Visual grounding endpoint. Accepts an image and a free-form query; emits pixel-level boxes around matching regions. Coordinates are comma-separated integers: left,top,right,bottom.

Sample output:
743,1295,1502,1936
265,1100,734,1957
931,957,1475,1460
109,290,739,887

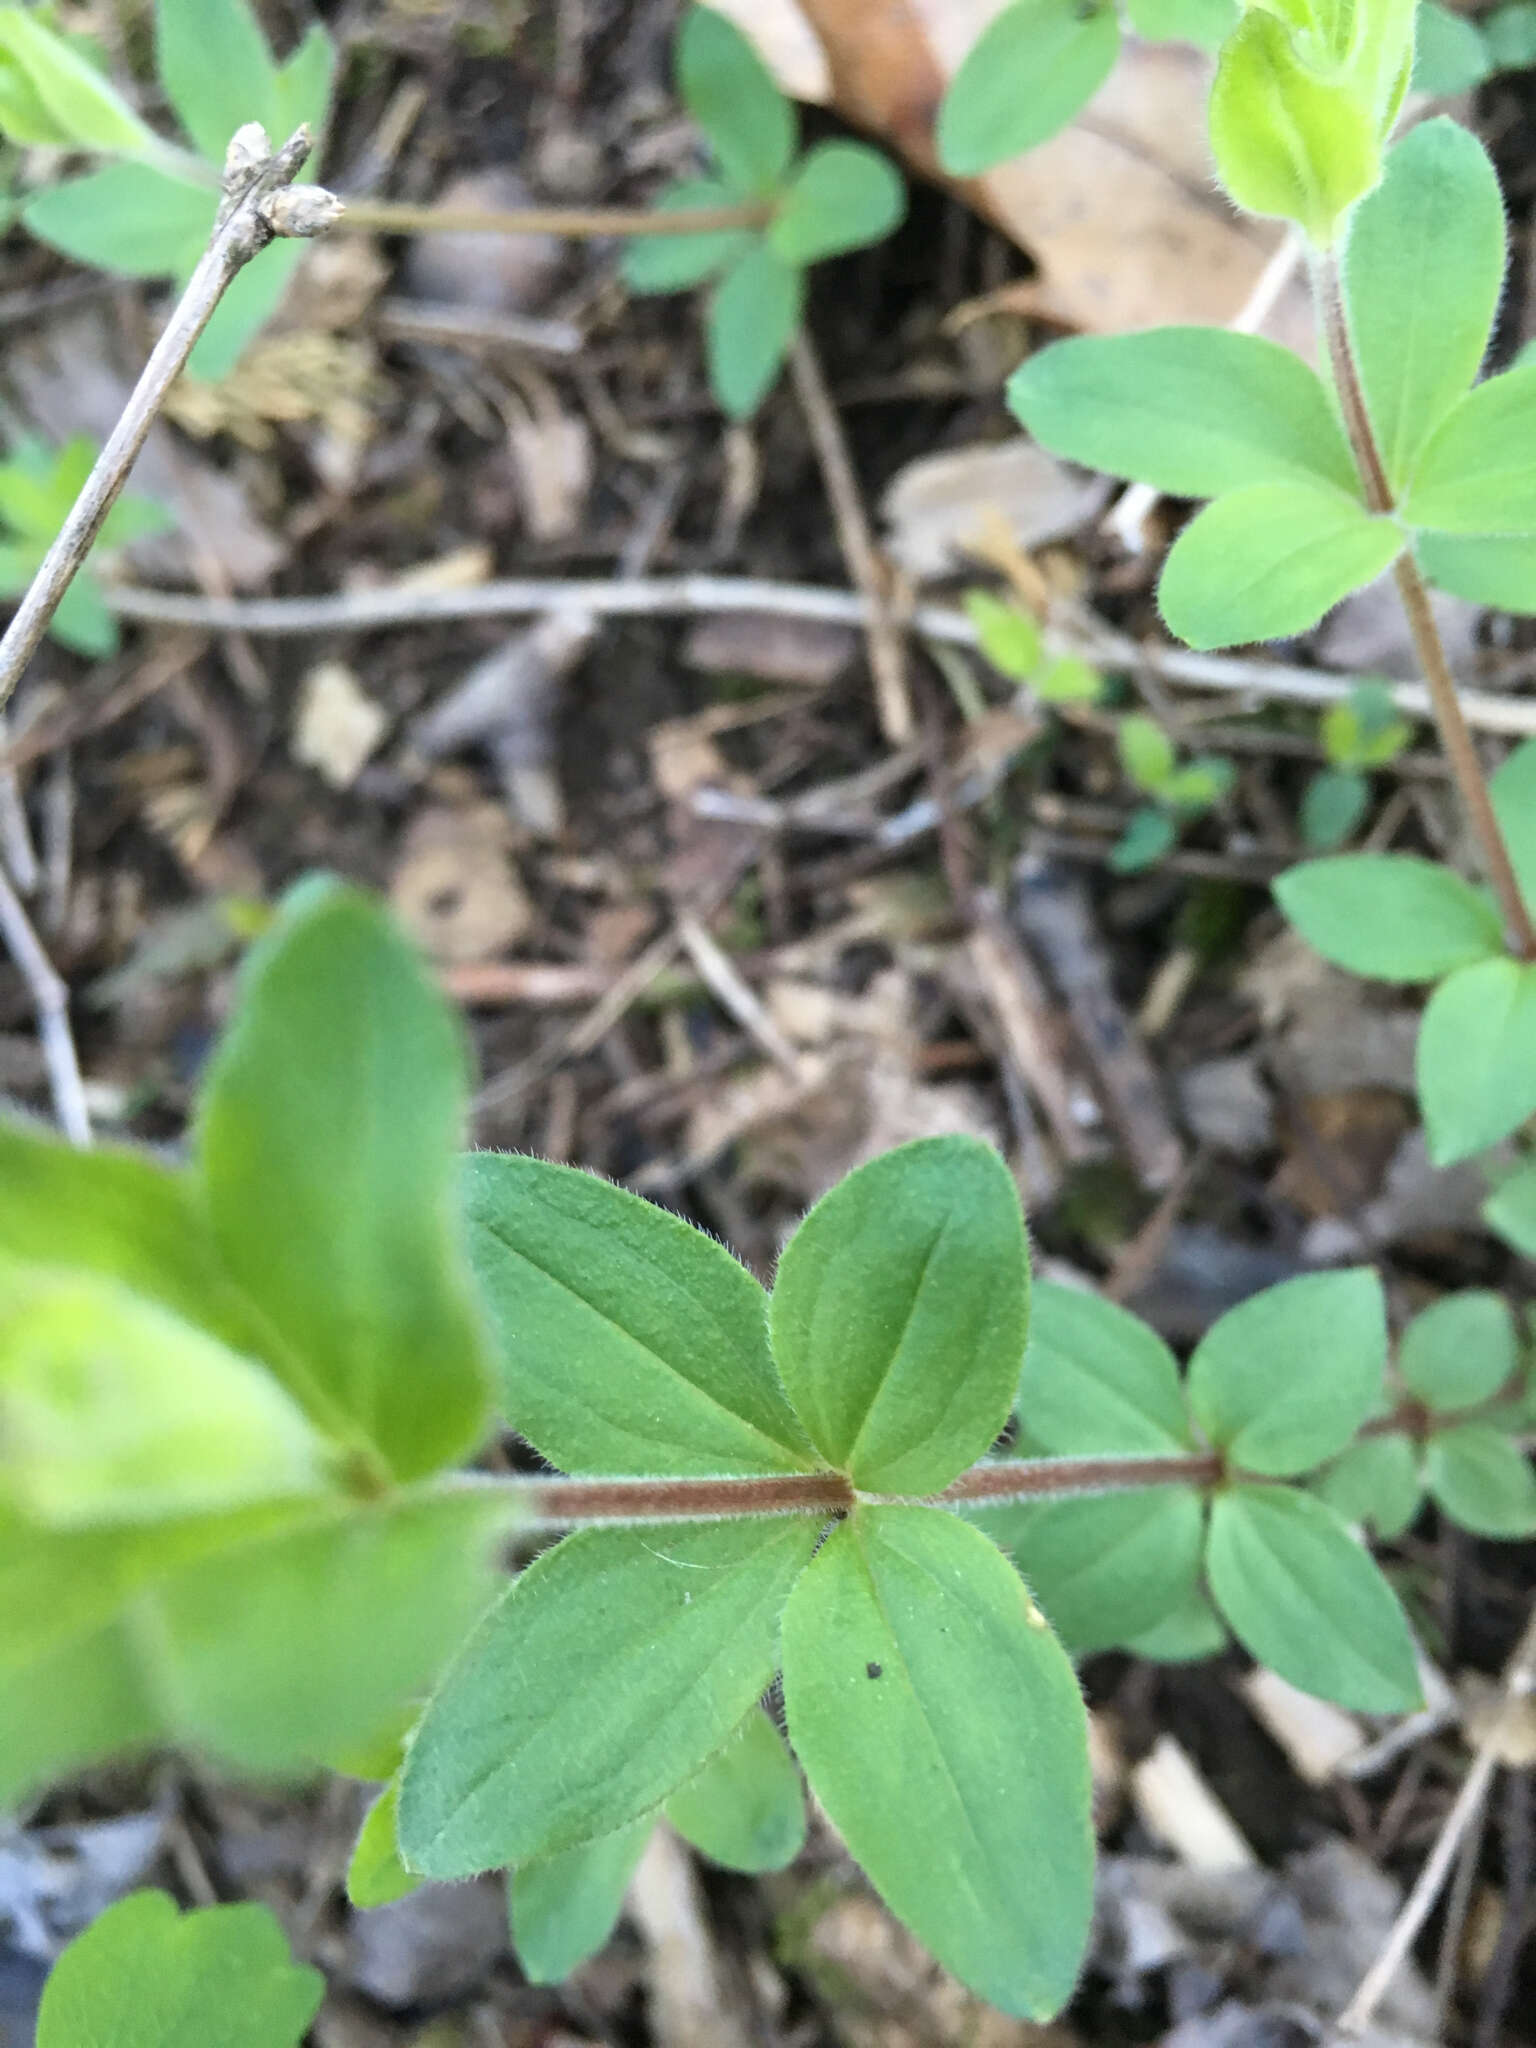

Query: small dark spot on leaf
866,1661,882,1679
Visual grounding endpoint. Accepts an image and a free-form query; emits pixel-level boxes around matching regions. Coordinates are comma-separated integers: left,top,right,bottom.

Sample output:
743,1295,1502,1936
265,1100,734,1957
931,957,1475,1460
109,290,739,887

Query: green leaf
1159,485,1404,651
156,0,281,163
1401,363,1536,533
1019,1280,1193,1454
1206,1486,1421,1710
49,573,119,658
1124,1584,1229,1662
1344,120,1504,494
706,239,801,418
1163,756,1236,812
37,1891,323,2048
1483,0,1536,67
1411,0,1493,90
147,1489,512,1772
1109,807,1177,872
1273,854,1505,980
1490,735,1536,919
1401,1291,1518,1412
186,235,309,379
622,178,753,293
1484,1156,1536,1256
665,1708,806,1871
1321,681,1410,768
0,7,159,154
782,1506,1092,2020
347,1781,421,1908
196,877,491,1482
1007,328,1359,498
934,0,1119,177
1117,713,1175,794
1418,956,1536,1164
1207,12,1381,243
1313,1433,1422,1538
398,1516,822,1876
769,1135,1029,1493
510,1819,650,1984
462,1153,811,1477
0,1260,326,1526
22,162,214,278
964,588,1043,680
1034,653,1103,703
1188,1269,1386,1475
1416,530,1536,614
985,1488,1206,1653
769,141,904,264
1124,0,1238,50
1424,1424,1536,1536
677,5,795,196
0,1615,162,1807
272,21,336,143
1301,766,1369,849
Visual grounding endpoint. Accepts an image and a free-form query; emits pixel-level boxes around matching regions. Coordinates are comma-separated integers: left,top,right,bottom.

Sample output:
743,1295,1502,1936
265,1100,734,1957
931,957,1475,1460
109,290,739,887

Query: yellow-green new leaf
1188,1269,1387,1475
1402,363,1536,533
1206,1487,1420,1711
0,7,159,154
1273,854,1505,981
665,1707,806,1871
1418,956,1536,1164
196,878,492,1481
769,1135,1029,1493
398,1518,822,1876
1007,329,1359,498
1343,119,1505,493
463,1153,812,1476
347,1780,421,1909
37,1891,322,2048
1159,485,1403,651
511,1820,651,1984
782,1507,1093,2020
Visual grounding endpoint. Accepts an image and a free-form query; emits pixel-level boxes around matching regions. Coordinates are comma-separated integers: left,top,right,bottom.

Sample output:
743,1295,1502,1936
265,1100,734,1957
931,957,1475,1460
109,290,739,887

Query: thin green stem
341,197,772,239
1316,251,1536,960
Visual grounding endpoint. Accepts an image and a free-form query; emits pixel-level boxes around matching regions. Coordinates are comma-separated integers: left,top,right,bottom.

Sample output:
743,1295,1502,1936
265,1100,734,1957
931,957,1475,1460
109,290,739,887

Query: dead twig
0,859,87,1145
788,330,913,744
0,123,340,712
102,575,1536,736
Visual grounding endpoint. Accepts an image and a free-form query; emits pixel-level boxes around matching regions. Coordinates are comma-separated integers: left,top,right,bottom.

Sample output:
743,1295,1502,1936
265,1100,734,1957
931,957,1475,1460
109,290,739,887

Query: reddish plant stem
1317,254,1536,960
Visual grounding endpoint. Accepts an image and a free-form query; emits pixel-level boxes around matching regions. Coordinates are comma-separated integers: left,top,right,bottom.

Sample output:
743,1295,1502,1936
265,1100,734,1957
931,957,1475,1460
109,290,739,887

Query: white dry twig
0,859,87,1144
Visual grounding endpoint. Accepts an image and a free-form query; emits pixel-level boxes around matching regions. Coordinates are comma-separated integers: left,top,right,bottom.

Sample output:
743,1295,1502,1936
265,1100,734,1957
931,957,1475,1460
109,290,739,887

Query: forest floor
4,3,1536,2045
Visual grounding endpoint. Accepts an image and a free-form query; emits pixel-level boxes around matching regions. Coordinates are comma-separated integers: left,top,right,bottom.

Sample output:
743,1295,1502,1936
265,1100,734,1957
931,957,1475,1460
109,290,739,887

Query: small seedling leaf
1424,1424,1536,1536
985,1488,1206,1653
935,0,1119,176
1117,713,1175,795
964,588,1043,680
1418,956,1536,1164
196,878,492,1482
1416,530,1536,615
1109,807,1177,872
665,1707,806,1871
1206,1486,1421,1711
782,1506,1093,2020
156,0,282,164
510,1819,650,1984
1401,362,1536,532
37,1890,322,2048
677,6,795,196
1008,328,1359,498
398,1517,822,1876
1313,1434,1422,1539
1401,1290,1518,1412
1019,1281,1193,1455
1034,653,1103,703
1158,485,1404,651
707,239,801,418
622,177,754,293
1188,1269,1387,1475
1273,854,1504,981
463,1153,811,1476
1343,119,1505,492
1300,766,1369,849
768,141,905,265
347,1780,421,1909
1321,681,1410,769
769,1135,1029,1493
1163,756,1236,812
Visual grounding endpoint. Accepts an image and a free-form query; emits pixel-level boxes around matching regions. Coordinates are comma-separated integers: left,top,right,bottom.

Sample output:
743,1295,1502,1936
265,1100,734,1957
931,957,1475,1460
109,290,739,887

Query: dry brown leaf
292,660,388,789
714,1,1306,337
390,803,534,964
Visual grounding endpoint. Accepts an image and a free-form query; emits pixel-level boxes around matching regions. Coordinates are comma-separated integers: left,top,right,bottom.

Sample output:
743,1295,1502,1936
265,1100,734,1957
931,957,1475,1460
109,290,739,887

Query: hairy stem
0,125,340,714
1317,253,1536,959
342,197,772,239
